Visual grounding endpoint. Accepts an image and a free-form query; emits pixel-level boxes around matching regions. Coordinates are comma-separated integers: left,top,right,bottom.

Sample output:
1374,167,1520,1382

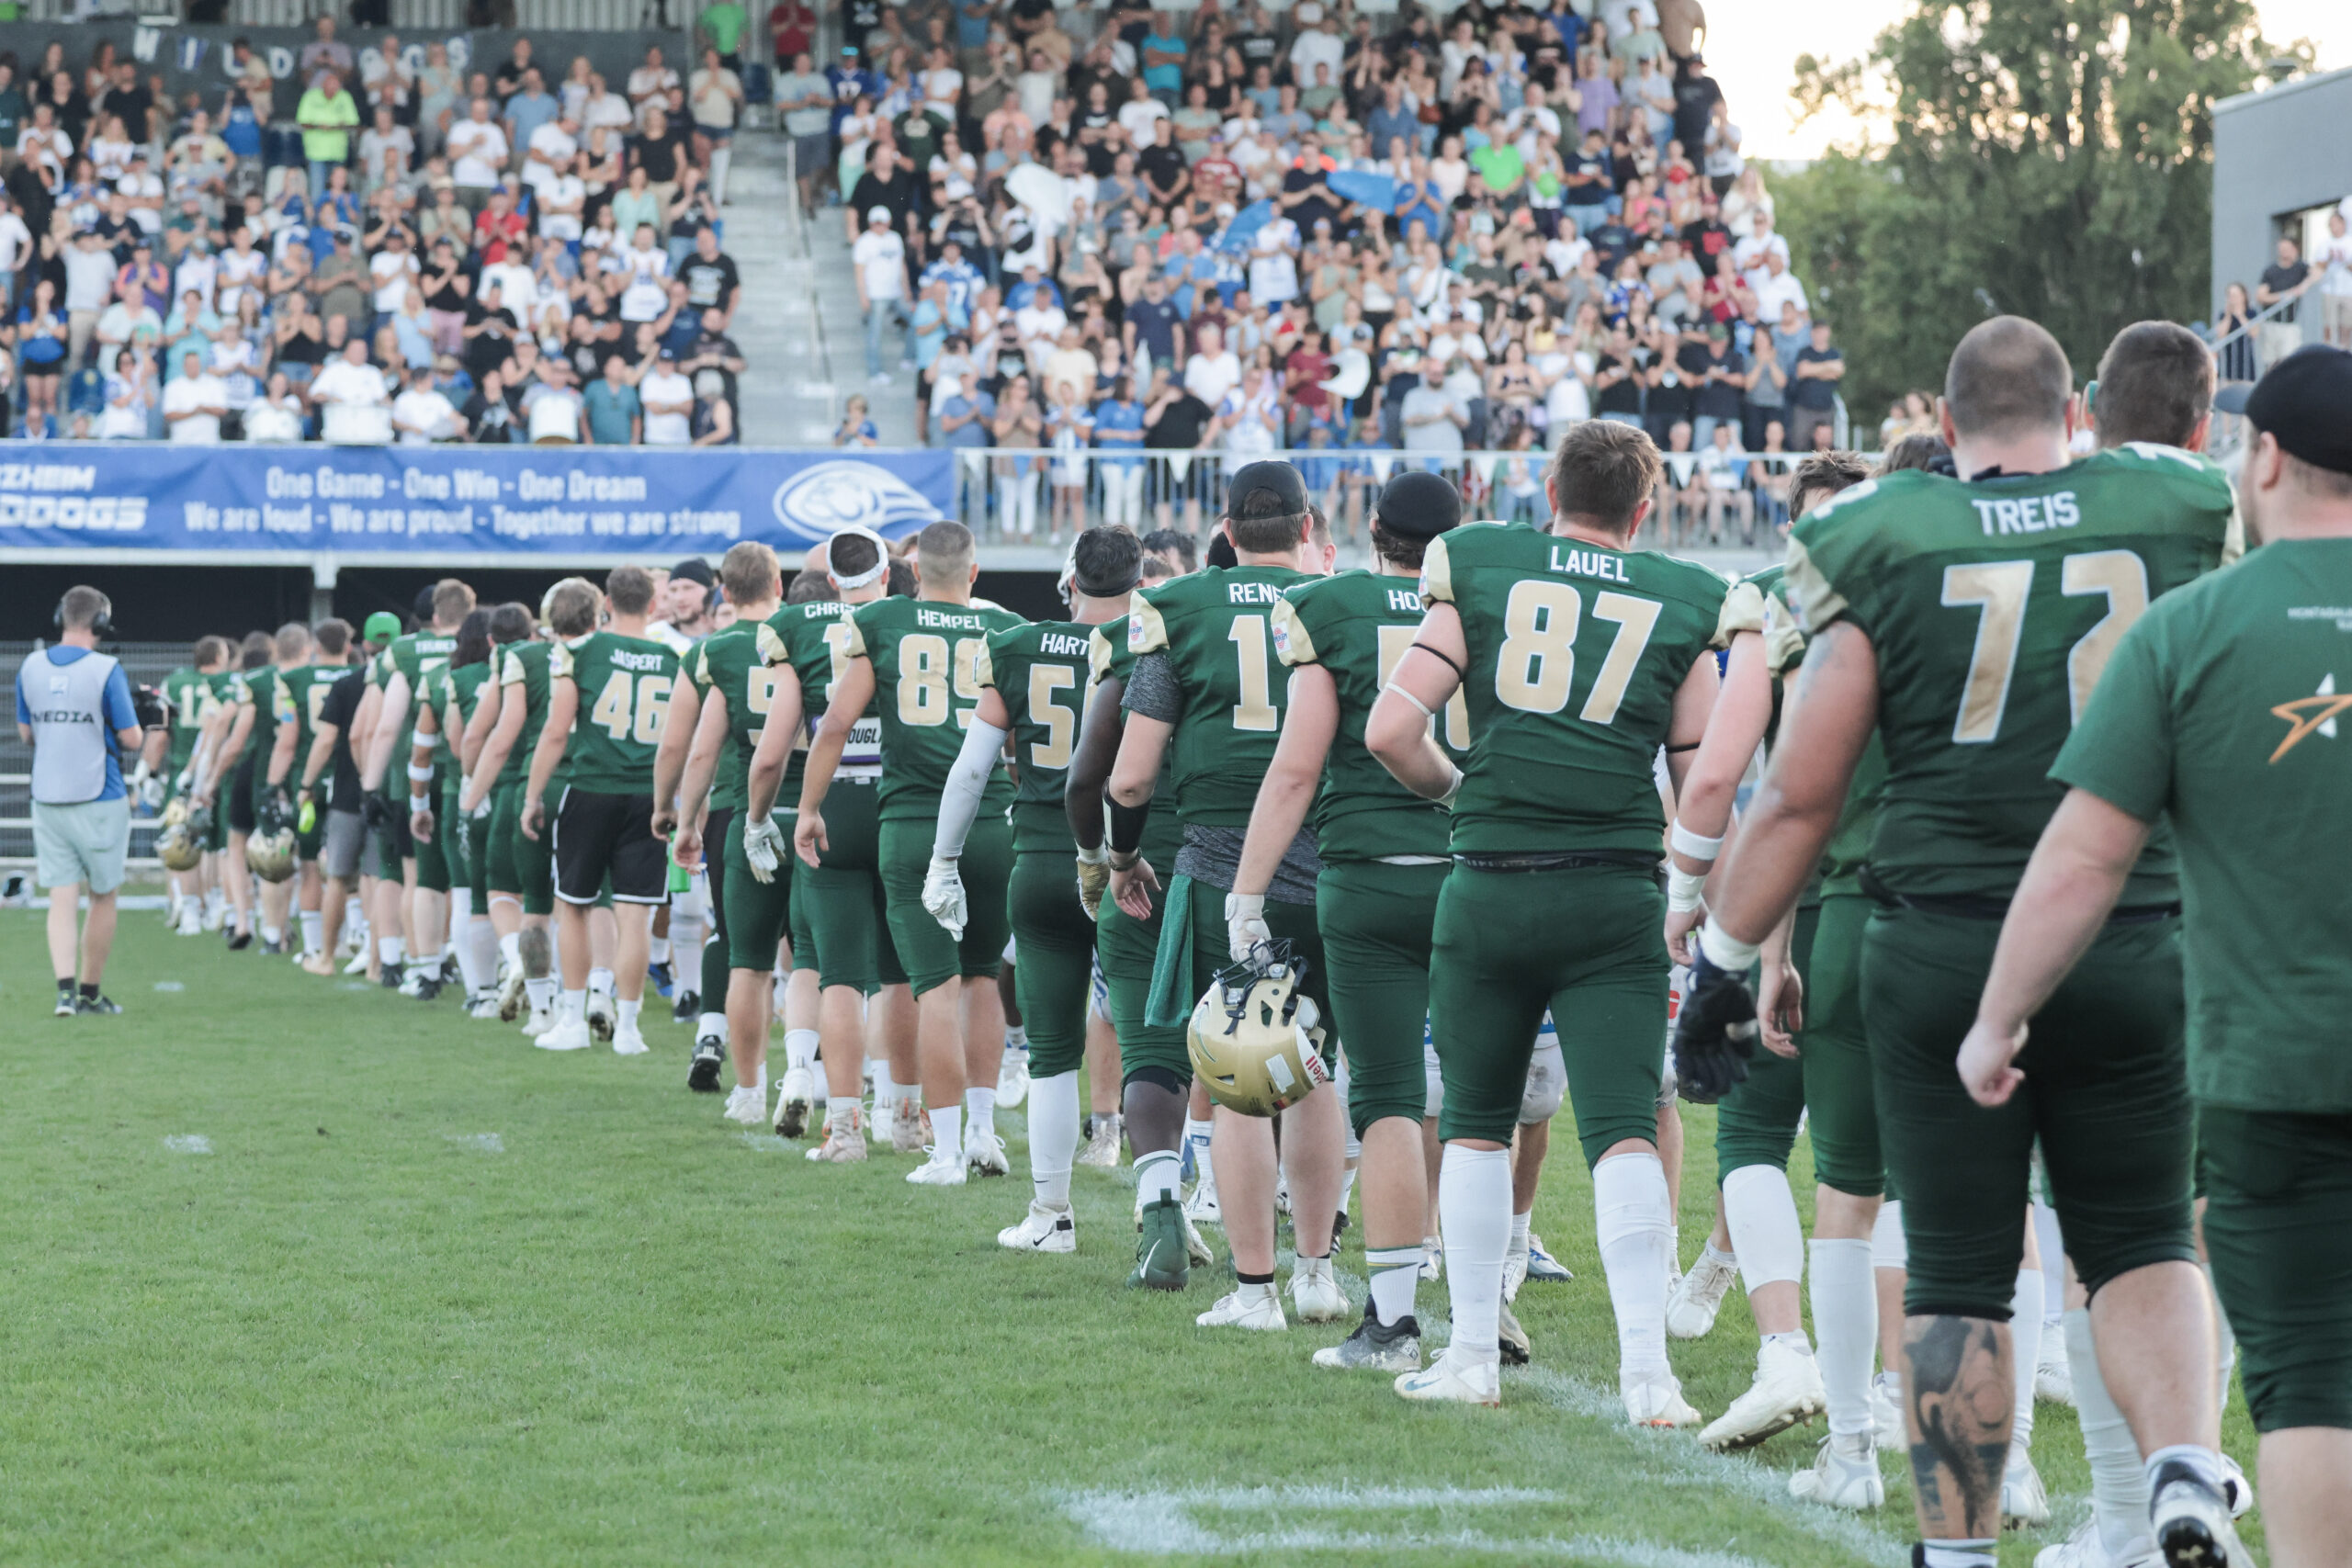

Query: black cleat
410,976,446,1002
74,994,122,1016
379,964,402,988
227,927,253,952
671,987,700,1025
686,1035,725,1093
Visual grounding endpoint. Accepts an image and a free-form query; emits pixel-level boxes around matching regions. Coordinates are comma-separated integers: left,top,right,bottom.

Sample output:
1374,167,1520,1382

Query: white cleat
2219,1451,2253,1519
965,1128,1011,1177
1870,1371,1903,1446
465,993,503,1021
892,1105,932,1156
1289,1254,1347,1323
2034,1520,2159,1568
997,1201,1075,1253
1502,1247,1529,1304
1419,1235,1443,1282
2150,1466,2248,1566
1665,1246,1738,1339
1196,1285,1286,1332
1524,1233,1574,1283
722,1085,767,1125
519,1003,555,1039
1700,1338,1827,1451
2003,1448,2052,1529
906,1148,967,1186
204,904,227,932
1789,1432,1886,1510
1621,1371,1702,1428
805,1115,868,1163
1076,1115,1124,1168
1395,1347,1500,1406
1183,1178,1222,1228
343,949,371,975
773,1066,816,1139
868,1098,899,1150
536,1014,593,1052
996,1051,1029,1108
2036,1328,2075,1405
610,1021,650,1056
496,962,527,1021
1180,1206,1214,1266
175,907,205,936
585,991,616,1043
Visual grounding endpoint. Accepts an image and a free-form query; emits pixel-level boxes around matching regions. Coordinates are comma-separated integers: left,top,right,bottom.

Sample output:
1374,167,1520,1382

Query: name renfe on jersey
1971,491,2081,536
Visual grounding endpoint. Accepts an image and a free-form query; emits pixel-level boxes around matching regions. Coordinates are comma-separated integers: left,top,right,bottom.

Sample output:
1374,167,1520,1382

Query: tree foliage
1772,0,2306,413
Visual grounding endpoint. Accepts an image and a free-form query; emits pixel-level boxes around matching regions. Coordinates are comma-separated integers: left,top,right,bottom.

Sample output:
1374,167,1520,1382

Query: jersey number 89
897,633,987,728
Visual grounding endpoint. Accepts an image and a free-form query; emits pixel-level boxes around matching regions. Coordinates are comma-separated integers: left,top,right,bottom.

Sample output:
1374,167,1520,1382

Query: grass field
0,908,2267,1566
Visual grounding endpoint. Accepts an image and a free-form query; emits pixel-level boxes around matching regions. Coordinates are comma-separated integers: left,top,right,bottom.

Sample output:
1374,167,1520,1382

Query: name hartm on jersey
1421,524,1734,854
760,600,885,792
1271,570,1470,861
1784,443,2236,904
549,632,680,795
979,619,1092,852
1126,564,1314,827
842,596,1025,819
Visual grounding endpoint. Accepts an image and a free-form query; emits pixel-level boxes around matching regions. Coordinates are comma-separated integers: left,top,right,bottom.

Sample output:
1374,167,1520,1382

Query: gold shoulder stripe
754,621,786,667
1781,535,1849,637
1127,596,1170,655
1713,580,1767,648
972,640,996,692
1089,626,1115,681
1419,535,1454,604
1270,595,1317,668
1760,592,1809,679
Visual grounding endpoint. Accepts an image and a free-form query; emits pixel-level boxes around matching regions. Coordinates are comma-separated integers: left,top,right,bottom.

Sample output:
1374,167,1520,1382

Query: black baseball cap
671,557,716,588
2214,346,2352,476
1225,459,1309,518
1373,469,1463,539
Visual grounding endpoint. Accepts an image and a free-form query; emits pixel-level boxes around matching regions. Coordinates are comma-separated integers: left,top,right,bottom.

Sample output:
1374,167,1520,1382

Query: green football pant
721,806,793,973
414,788,455,893
1318,858,1444,1137
1007,849,1094,1078
1100,882,1187,1084
1160,874,1331,1063
1865,906,2194,1321
490,782,556,917
701,806,738,999
788,878,816,971
2199,1103,2352,1432
798,780,904,994
880,814,1012,997
1712,903,1813,1183
1430,863,1667,1165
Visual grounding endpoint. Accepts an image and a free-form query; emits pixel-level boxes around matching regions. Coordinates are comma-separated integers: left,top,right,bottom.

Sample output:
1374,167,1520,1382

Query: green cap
363,611,401,645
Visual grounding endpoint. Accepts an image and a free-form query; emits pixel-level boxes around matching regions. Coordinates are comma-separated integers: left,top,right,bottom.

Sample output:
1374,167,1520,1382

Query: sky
1708,0,2346,159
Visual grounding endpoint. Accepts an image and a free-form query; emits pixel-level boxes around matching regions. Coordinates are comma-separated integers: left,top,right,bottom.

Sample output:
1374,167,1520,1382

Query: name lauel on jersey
1548,546,1633,583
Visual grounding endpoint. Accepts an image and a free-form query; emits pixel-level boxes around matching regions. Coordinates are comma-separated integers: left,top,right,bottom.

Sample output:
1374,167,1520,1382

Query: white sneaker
998,1201,1075,1253
1076,1115,1123,1168
1183,1178,1222,1227
2036,1327,2075,1404
1525,1233,1573,1283
2034,1520,2159,1568
1289,1254,1346,1323
1789,1432,1885,1510
1180,1205,1214,1266
1666,1246,1738,1339
965,1128,1011,1177
805,1112,868,1163
611,1021,650,1056
1196,1285,1286,1331
175,907,204,936
204,904,227,932
1870,1372,1903,1446
774,1066,816,1139
996,1051,1029,1108
722,1085,767,1125
343,948,371,975
397,968,430,998
519,1003,555,1039
2220,1451,2253,1518
496,962,527,1021
585,991,616,1043
2003,1448,2052,1528
1502,1247,1529,1304
1419,1235,1443,1282
906,1148,967,1186
466,993,503,1021
869,1098,899,1150
893,1104,932,1156
1621,1370,1702,1428
1395,1347,1500,1406
536,1013,593,1052
1700,1338,1827,1451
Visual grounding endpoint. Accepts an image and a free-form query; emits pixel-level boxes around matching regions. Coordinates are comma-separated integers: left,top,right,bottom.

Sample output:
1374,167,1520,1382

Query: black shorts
553,787,667,906
227,751,259,834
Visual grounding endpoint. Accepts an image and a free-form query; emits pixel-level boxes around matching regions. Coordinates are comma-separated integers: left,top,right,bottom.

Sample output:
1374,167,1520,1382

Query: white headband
826,527,890,590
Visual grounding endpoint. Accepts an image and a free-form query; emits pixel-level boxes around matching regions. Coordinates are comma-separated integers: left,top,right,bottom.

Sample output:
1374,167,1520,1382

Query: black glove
361,793,392,832
1672,947,1760,1104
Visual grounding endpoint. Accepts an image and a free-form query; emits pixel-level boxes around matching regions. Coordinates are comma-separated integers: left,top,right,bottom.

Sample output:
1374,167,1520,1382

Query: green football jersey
548,631,680,795
2052,536,2352,1111
1089,624,1183,869
498,641,555,788
763,599,875,799
274,663,340,786
161,667,212,773
1271,569,1468,862
1125,565,1314,828
1785,445,2236,903
371,631,460,786
1743,562,1884,902
689,619,775,814
231,665,287,771
1421,524,1734,855
440,660,495,792
980,618,1095,852
843,595,1025,822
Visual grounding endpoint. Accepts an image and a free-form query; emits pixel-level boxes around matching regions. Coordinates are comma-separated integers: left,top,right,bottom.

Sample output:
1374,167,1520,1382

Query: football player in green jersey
789,522,1027,1187
193,636,266,933
268,619,353,972
1687,318,2237,1565
448,604,539,1017
662,543,786,1126
1225,471,1467,1368
360,580,474,995
1958,345,2352,1568
925,525,1143,1252
211,623,311,954
523,569,680,1056
1108,461,1343,1321
1370,420,1727,1417
160,637,228,934
405,609,501,1009
462,591,570,1037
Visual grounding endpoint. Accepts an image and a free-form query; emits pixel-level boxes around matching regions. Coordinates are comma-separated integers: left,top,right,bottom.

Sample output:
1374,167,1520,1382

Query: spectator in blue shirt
503,70,560,157
920,242,983,318
1091,374,1147,526
1140,19,1188,103
935,367,996,449
583,355,642,443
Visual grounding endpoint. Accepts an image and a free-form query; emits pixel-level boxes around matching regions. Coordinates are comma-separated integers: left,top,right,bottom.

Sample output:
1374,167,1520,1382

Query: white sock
1810,1237,1879,1438
2206,1262,2236,1410
1593,1150,1675,1381
2030,1201,2065,1327
1724,1163,1805,1292
873,1065,899,1108
343,894,360,931
2068,1307,2153,1553
1340,1162,1359,1210
1027,1070,1080,1208
262,924,284,947
453,922,488,993
207,890,226,915
379,936,404,966
1003,1022,1027,1052
500,931,522,970
648,935,671,964
1367,1246,1420,1326
588,966,615,995
965,1085,996,1140
1439,1143,1512,1360
300,910,323,955
1136,1147,1181,1204
929,1104,963,1165
784,1028,820,1071
617,998,641,1032
1871,1198,1907,1269
1508,1209,1532,1258
1184,1116,1216,1189
827,1094,860,1134
2008,1267,2043,1453
1919,1545,1996,1568
560,987,586,1020
466,919,499,993
526,976,556,1011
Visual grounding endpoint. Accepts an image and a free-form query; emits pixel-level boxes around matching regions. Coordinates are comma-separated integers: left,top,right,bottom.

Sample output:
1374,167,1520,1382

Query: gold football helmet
155,797,203,873
1187,941,1329,1117
244,792,297,883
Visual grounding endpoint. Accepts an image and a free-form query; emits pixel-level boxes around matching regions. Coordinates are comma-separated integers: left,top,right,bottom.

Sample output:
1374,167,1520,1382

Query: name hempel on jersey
1545,545,1634,583
915,605,989,630
606,647,673,674
1037,629,1092,660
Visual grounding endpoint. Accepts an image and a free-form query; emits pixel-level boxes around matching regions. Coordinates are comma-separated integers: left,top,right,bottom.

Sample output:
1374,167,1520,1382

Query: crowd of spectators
797,0,1843,544
0,22,750,446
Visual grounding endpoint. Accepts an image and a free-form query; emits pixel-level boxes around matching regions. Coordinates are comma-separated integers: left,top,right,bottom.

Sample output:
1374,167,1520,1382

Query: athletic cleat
344,948,371,976
722,1085,766,1125
1789,1432,1885,1510
519,1003,555,1039
1870,1372,1903,1446
806,1124,869,1162
496,964,526,1021
1289,1254,1346,1323
998,1201,1075,1253
2003,1450,2052,1528
1180,1206,1215,1266
2036,1328,2075,1405
1497,1302,1532,1366
1700,1338,1826,1451
2150,1466,2247,1568
1314,1307,1423,1372
996,1050,1029,1108
685,1035,725,1093
1274,1175,1291,1216
175,907,204,936
892,1106,931,1156
1183,1178,1222,1228
1127,1195,1191,1292
868,1098,899,1149
905,1147,967,1186
229,927,254,952
1622,1370,1702,1427
1525,1234,1573,1283
409,976,446,1002
2219,1452,2253,1519
964,1128,1011,1177
259,936,286,957
610,1021,650,1056
645,960,673,998
1502,1247,1529,1303
536,1014,593,1052
1076,1115,1123,1168
670,987,699,1025
1196,1285,1286,1331
1666,1247,1738,1339
774,1066,816,1138
203,903,227,933
2035,1520,2159,1568
53,992,76,1017
73,994,122,1016
584,991,616,1043
1395,1347,1499,1405
466,992,503,1021
1420,1235,1443,1282
397,968,428,998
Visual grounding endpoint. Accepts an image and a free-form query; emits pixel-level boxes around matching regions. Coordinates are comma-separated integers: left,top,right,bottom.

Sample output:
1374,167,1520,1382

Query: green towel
1145,874,1197,1030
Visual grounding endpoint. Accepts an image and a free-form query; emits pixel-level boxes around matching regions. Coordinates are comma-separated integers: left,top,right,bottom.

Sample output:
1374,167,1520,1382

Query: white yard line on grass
163,1134,213,1154
444,1134,505,1154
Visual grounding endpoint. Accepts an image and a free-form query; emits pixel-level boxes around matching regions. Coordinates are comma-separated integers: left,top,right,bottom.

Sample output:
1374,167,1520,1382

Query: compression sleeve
933,715,1010,860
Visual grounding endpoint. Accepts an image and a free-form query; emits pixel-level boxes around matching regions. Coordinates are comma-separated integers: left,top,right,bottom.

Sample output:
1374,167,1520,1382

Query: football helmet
1187,941,1329,1117
155,798,204,873
244,792,298,884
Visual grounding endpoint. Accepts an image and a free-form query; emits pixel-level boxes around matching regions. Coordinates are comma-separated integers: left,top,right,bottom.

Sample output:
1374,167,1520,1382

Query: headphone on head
54,593,115,640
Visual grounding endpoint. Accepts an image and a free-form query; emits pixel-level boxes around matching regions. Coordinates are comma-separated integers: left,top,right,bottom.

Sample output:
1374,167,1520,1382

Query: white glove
470,792,494,821
922,853,968,940
743,814,786,884
173,765,194,796
1225,891,1271,962
1437,764,1465,809
134,765,164,811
